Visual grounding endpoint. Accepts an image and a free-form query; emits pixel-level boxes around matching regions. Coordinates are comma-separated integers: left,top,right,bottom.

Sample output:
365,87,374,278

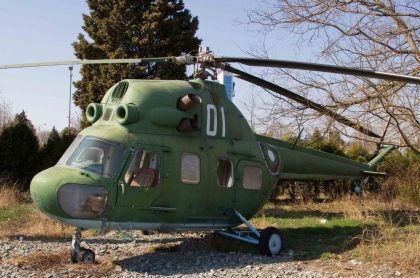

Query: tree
346,142,371,162
0,94,11,130
0,111,39,189
38,127,61,170
247,0,419,153
38,127,78,171
305,129,346,156
306,129,323,151
73,0,201,123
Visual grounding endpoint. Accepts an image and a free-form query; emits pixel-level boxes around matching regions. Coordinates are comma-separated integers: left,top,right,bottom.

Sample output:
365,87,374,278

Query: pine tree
346,142,370,162
0,111,39,189
38,127,78,171
38,127,62,170
73,0,201,121
323,131,345,156
306,129,323,150
306,129,346,157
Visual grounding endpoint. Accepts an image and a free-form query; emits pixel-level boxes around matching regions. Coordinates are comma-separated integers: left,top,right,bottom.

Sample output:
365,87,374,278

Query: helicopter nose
30,168,61,215
31,167,109,219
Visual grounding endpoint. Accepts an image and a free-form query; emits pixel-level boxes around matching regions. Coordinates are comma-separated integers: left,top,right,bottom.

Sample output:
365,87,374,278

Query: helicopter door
116,148,162,208
235,160,269,217
205,156,237,218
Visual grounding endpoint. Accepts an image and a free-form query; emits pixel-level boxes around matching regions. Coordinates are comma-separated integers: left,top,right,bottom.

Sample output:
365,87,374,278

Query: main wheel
79,248,95,263
259,227,283,257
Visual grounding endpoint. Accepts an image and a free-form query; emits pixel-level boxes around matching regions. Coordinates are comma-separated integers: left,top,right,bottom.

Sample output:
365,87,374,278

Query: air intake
111,81,129,102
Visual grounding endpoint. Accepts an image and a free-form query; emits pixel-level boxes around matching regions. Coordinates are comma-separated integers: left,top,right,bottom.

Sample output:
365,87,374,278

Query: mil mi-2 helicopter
1,46,419,263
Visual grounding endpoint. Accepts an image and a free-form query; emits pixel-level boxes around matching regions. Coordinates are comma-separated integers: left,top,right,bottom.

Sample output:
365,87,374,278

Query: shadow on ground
114,225,366,276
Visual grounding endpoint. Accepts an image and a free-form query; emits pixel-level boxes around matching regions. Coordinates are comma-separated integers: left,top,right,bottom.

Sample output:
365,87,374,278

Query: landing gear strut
218,210,283,257
71,227,95,263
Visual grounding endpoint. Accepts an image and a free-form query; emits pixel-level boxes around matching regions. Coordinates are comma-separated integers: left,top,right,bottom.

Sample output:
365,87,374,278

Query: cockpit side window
57,135,82,165
124,150,160,188
60,136,126,178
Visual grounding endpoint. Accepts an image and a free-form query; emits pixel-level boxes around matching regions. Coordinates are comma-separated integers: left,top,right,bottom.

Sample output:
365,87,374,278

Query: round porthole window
259,142,280,174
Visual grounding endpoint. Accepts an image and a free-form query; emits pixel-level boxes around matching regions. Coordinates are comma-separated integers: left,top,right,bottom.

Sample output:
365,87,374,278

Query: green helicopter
1,47,418,263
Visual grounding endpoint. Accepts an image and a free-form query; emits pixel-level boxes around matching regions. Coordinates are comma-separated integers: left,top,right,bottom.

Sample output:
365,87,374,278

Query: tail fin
367,144,398,167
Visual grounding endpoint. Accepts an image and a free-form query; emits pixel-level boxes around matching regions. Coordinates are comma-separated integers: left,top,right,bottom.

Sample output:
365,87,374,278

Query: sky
0,0,299,132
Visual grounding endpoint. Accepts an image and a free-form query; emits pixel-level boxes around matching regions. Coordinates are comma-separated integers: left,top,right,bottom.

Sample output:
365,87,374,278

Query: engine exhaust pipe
177,94,202,111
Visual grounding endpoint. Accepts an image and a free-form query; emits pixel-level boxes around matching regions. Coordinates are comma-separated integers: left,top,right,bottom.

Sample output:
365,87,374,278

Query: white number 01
206,104,225,137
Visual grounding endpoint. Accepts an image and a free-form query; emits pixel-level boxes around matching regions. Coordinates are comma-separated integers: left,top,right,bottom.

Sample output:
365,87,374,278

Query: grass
212,196,419,274
0,183,75,239
210,200,374,259
0,205,76,239
0,204,32,222
0,182,22,209
278,197,418,273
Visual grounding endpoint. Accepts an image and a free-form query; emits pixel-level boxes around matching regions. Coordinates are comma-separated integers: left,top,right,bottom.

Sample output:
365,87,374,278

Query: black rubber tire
80,248,95,263
70,249,78,263
259,227,283,257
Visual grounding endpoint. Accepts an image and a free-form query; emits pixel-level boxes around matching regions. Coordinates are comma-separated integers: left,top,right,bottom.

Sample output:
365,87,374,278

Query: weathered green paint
30,79,382,231
256,135,372,180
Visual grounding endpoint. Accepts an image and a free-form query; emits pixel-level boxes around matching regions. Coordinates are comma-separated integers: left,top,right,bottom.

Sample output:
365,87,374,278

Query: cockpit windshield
57,136,126,178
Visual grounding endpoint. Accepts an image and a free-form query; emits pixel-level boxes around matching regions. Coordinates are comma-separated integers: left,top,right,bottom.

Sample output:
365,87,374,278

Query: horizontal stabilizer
362,171,387,177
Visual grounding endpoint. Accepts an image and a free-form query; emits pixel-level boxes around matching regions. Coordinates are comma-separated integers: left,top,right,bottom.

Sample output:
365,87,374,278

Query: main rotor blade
0,57,175,69
223,64,381,138
217,57,420,85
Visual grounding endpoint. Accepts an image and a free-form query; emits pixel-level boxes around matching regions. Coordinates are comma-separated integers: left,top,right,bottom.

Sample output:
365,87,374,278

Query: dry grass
342,196,420,273
0,179,23,209
267,196,419,273
353,225,420,273
0,180,94,239
5,249,118,277
285,195,419,224
151,243,181,253
0,204,75,239
6,249,70,270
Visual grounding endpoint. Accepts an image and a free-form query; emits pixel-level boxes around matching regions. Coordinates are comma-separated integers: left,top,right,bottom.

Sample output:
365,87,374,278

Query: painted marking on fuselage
206,104,226,138
206,104,217,136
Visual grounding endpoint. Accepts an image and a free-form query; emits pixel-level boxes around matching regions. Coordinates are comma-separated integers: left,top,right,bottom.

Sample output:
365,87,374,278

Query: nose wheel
70,228,96,263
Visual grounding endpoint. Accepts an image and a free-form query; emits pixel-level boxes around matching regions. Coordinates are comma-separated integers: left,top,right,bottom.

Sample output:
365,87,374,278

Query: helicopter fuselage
31,79,278,231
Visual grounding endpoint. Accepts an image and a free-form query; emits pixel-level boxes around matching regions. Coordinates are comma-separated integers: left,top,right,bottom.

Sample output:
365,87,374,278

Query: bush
0,112,39,189
378,149,420,207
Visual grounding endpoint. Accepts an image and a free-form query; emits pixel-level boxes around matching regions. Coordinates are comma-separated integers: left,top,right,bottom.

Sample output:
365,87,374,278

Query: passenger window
243,166,262,189
217,159,234,188
181,153,200,184
124,150,160,188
